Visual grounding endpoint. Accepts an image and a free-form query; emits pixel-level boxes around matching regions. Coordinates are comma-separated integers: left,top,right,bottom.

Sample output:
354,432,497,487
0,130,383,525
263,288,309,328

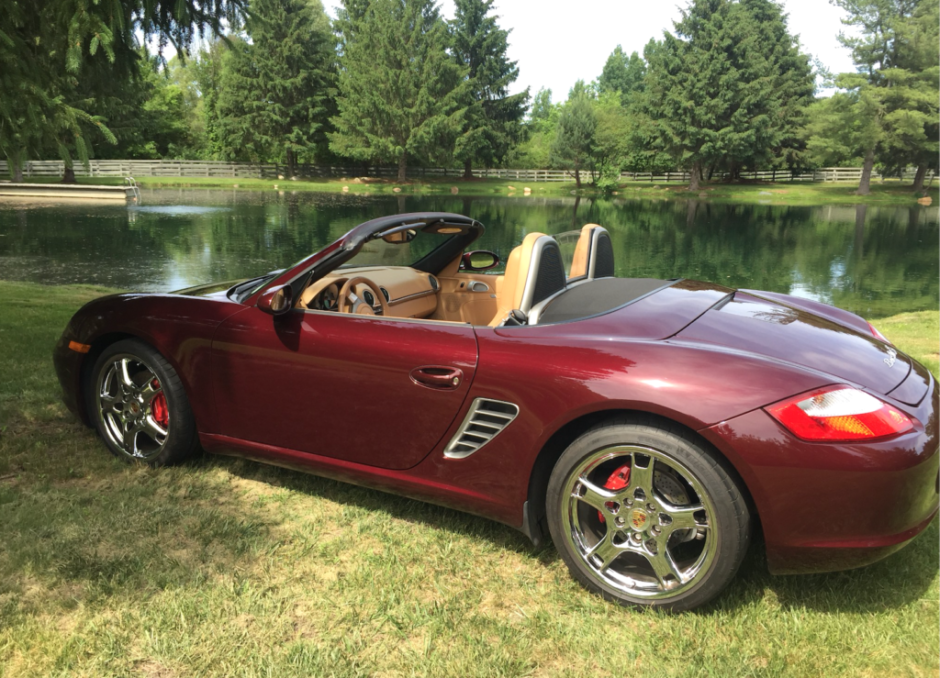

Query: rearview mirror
258,284,293,315
460,250,500,271
382,228,417,244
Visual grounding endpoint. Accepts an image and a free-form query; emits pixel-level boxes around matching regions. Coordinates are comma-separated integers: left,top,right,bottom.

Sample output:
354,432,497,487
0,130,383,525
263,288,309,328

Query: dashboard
299,266,441,319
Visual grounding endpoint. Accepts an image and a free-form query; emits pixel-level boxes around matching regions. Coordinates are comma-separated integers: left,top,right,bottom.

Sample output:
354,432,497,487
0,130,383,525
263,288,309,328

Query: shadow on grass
694,518,938,616
2,431,935,618
204,452,938,615
209,452,543,559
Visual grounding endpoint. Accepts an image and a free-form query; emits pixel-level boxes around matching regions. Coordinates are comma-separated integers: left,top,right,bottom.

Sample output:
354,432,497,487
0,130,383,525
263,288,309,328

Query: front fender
57,293,246,431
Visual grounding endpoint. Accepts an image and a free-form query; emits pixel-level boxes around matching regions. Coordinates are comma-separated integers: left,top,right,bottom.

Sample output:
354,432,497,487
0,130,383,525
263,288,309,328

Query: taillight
766,386,914,442
868,322,890,344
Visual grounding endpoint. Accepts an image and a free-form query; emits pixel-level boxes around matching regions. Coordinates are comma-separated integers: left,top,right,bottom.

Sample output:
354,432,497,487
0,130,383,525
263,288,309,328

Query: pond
0,188,936,320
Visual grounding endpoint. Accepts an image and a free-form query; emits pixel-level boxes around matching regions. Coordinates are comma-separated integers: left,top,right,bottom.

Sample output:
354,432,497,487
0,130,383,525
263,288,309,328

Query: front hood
674,290,911,395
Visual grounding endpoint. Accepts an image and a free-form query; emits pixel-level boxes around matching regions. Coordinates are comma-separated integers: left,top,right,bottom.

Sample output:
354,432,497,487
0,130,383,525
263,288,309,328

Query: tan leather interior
569,223,601,279
296,233,553,326
491,232,547,325
433,269,504,325
298,266,440,319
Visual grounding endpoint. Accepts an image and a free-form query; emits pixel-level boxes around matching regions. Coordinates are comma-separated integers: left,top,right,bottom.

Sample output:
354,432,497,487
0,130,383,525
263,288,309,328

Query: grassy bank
10,174,939,205
0,280,937,677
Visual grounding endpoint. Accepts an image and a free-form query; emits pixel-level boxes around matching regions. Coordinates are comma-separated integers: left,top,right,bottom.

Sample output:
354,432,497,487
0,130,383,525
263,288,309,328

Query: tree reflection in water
0,189,935,320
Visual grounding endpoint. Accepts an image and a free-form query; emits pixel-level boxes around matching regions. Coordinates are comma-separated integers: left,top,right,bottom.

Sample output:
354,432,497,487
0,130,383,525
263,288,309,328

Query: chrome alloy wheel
95,354,169,460
562,445,717,599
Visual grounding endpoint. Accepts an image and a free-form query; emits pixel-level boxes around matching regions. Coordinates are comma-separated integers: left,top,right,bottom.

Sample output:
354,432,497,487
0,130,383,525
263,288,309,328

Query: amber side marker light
766,385,914,442
68,341,91,354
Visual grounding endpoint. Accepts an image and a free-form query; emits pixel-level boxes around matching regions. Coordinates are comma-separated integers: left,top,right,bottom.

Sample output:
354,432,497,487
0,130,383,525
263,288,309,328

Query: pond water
0,188,936,319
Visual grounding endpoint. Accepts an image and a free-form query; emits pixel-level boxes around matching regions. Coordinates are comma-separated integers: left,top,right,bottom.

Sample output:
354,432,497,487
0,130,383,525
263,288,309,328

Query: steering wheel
337,277,390,316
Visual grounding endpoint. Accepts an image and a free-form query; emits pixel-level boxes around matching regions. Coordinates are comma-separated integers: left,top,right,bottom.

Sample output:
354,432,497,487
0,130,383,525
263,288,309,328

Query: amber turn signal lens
766,386,914,442
68,341,91,353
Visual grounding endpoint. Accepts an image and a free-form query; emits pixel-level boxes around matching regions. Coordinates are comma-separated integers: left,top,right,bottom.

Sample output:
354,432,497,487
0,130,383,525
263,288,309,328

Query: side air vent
380,287,390,302
444,398,520,459
428,275,439,291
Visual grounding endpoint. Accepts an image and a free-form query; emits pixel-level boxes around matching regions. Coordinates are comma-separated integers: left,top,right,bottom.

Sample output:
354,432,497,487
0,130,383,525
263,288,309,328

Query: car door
209,306,478,470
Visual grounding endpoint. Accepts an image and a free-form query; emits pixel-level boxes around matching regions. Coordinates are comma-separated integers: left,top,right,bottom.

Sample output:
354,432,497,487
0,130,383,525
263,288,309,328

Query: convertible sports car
54,212,938,611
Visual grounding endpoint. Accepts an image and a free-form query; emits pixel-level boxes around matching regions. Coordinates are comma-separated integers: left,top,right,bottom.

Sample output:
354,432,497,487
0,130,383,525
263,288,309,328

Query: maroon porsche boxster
54,212,938,610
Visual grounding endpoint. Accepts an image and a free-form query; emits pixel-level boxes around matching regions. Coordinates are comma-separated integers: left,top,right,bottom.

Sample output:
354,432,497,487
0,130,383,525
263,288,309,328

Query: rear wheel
546,417,750,611
87,339,199,466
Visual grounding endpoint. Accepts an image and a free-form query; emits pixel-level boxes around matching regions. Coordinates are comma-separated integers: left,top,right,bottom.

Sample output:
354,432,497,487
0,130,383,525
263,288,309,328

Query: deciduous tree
0,0,243,180
550,82,596,189
597,46,646,105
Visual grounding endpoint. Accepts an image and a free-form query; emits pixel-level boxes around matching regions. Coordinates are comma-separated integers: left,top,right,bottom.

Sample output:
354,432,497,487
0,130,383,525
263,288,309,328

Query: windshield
339,232,457,268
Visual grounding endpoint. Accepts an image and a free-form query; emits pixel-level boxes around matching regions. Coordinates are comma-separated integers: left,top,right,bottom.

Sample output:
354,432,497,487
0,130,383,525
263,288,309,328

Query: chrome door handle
410,366,464,390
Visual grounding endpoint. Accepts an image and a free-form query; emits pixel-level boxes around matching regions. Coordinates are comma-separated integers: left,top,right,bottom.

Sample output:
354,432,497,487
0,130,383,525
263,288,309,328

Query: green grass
10,174,939,204
0,280,937,677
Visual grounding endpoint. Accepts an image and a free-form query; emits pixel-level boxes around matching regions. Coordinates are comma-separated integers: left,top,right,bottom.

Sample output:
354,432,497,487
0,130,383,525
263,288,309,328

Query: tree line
1,0,936,192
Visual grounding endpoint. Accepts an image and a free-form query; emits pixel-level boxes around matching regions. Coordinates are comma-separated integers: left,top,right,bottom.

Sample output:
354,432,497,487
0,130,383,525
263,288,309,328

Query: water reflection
0,189,936,319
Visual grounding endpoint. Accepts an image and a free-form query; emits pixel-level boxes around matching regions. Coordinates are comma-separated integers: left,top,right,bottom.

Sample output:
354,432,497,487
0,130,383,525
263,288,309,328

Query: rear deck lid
675,291,911,395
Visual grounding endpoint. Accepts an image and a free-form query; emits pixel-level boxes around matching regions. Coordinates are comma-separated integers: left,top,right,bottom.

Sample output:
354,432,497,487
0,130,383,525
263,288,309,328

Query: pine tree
330,0,467,181
550,82,596,189
642,0,813,189
831,0,939,193
215,0,336,174
450,0,528,178
733,0,814,172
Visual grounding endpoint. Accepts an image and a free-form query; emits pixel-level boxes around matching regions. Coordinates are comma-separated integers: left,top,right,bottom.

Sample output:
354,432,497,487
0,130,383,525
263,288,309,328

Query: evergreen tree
329,0,467,181
642,0,813,189
450,0,529,177
215,0,336,174
550,82,596,189
735,0,814,171
597,46,646,105
831,0,939,193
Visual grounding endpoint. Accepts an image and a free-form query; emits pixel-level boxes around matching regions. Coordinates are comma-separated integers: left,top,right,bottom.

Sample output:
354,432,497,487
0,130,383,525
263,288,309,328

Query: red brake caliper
597,464,631,524
150,379,169,427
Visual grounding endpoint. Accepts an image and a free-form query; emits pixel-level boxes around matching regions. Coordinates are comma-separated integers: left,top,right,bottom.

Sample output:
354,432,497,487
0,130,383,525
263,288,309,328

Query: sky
324,0,859,103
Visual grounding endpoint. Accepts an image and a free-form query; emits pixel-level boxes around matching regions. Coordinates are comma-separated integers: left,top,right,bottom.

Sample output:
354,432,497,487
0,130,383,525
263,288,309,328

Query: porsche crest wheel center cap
129,402,141,415
630,509,649,531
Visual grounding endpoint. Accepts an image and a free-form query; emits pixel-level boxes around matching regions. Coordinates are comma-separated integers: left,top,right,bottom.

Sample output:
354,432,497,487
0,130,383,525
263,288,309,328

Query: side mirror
258,284,293,316
460,250,500,271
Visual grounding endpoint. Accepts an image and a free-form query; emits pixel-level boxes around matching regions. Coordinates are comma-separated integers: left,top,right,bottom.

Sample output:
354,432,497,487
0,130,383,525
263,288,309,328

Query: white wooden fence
0,159,931,183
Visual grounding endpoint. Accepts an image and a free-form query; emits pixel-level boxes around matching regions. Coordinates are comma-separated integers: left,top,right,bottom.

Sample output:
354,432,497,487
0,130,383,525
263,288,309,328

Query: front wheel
87,339,199,467
546,417,750,611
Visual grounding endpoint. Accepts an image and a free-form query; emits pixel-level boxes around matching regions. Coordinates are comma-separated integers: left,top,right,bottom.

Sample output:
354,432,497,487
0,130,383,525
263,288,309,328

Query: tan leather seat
569,223,615,280
490,232,567,325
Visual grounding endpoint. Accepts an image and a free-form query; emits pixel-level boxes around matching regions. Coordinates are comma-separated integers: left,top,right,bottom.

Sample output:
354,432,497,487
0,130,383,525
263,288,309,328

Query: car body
54,212,939,610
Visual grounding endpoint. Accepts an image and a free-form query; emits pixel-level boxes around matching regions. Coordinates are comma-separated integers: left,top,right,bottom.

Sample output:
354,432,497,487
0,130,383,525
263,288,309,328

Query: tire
86,339,199,467
546,415,750,611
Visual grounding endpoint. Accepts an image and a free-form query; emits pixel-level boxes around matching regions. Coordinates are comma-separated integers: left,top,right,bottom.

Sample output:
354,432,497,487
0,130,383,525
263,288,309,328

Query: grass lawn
10,174,939,205
0,280,937,677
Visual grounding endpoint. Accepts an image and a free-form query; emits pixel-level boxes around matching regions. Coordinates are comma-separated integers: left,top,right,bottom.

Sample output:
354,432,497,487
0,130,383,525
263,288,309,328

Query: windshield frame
241,213,484,308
